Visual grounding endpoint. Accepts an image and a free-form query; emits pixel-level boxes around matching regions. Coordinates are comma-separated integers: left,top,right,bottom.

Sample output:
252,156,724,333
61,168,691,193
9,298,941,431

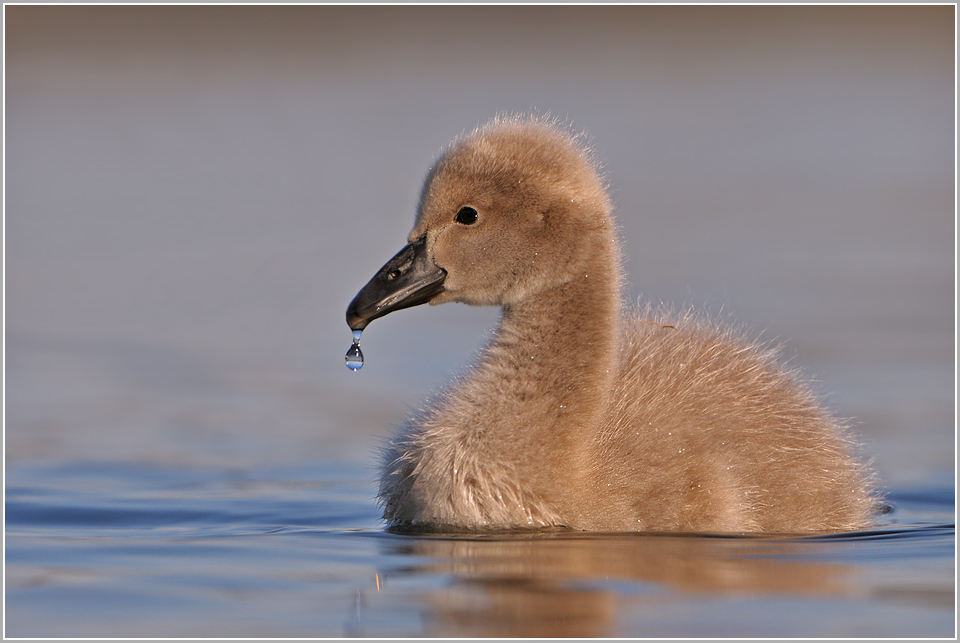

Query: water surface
5,461,954,637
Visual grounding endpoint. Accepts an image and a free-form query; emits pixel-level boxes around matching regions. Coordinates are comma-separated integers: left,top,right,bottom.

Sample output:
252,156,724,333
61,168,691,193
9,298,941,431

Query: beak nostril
345,234,446,332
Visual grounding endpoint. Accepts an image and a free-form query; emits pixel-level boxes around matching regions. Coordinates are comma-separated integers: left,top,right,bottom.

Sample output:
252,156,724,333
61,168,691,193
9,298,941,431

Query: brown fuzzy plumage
374,115,879,533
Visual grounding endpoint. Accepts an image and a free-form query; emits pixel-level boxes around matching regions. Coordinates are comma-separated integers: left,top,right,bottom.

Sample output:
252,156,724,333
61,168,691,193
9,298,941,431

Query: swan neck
495,253,621,421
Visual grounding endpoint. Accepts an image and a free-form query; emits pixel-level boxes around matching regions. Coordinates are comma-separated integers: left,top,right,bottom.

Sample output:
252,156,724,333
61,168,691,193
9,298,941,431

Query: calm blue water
5,461,954,638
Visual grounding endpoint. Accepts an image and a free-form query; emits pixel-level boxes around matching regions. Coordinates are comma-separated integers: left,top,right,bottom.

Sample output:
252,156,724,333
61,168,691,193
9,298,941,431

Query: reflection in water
379,532,854,637
4,459,953,637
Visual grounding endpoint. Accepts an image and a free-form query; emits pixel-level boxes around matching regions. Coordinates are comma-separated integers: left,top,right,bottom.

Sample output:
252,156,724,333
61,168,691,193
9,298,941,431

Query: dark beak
346,235,447,331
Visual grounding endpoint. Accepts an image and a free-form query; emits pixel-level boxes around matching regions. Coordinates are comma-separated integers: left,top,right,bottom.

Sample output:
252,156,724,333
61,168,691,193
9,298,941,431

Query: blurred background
5,5,955,486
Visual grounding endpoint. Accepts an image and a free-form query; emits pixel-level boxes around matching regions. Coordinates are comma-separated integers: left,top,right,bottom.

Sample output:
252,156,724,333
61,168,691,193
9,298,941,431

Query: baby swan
346,116,878,533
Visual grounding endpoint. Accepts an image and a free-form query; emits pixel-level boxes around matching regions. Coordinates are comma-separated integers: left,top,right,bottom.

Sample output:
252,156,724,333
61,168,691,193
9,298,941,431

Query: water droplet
345,329,364,371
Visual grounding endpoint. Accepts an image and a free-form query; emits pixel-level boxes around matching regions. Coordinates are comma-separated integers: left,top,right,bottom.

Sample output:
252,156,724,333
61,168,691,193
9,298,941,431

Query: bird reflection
378,531,855,637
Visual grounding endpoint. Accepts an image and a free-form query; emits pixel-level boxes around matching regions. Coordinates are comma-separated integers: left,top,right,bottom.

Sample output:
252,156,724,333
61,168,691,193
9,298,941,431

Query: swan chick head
415,116,613,307
346,115,613,330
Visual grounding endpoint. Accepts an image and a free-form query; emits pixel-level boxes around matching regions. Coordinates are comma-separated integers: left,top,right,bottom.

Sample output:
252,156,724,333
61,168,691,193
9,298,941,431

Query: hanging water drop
345,344,363,371
345,329,364,371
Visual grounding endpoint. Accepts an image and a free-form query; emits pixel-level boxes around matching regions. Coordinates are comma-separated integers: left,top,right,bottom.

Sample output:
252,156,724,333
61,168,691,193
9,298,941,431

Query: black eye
455,206,479,225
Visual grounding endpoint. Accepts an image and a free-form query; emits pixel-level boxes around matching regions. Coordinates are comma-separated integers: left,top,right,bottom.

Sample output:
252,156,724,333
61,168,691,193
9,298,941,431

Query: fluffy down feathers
359,115,879,533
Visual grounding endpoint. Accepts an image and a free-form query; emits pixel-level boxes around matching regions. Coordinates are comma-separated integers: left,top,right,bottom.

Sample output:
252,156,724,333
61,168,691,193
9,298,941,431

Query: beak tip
346,299,368,331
